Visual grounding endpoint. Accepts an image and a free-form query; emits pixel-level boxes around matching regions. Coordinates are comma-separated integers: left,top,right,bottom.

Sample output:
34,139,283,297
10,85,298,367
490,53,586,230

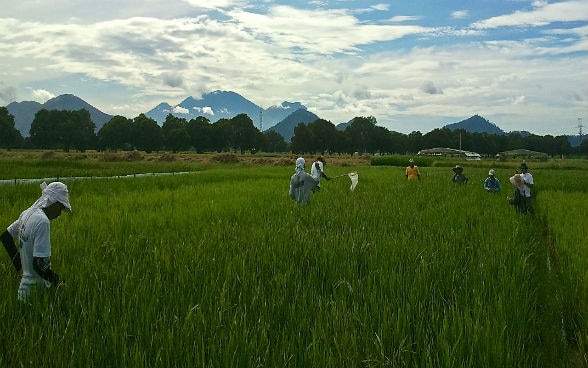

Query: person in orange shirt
405,158,420,181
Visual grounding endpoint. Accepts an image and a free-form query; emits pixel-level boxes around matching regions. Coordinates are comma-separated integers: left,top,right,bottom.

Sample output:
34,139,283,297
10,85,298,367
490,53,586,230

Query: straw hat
452,165,463,173
509,174,524,188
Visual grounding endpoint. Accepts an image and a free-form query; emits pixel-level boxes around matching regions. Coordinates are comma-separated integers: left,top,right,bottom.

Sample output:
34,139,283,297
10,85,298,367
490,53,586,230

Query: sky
1,0,587,136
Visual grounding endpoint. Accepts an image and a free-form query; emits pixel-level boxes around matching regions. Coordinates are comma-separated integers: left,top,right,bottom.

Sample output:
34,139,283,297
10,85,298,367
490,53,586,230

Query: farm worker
1,181,71,301
405,158,420,181
519,162,534,213
507,174,527,213
451,165,469,184
310,156,331,191
484,169,501,192
289,157,319,204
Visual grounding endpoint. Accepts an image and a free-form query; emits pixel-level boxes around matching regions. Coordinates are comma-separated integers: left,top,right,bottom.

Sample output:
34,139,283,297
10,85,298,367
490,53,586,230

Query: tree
64,109,96,151
406,131,423,154
229,113,263,153
186,116,211,153
210,118,233,152
261,130,289,153
132,114,162,153
162,114,190,153
307,119,339,153
29,109,61,149
29,109,96,151
291,123,313,154
345,116,379,154
97,115,134,151
0,107,24,148
579,138,588,157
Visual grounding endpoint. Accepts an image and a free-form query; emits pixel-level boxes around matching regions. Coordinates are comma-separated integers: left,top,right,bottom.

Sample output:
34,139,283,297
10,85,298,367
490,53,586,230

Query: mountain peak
443,114,505,135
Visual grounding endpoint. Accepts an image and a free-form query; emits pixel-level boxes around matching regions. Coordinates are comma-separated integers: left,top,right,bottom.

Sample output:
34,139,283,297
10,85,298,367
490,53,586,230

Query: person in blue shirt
484,169,501,192
451,165,468,184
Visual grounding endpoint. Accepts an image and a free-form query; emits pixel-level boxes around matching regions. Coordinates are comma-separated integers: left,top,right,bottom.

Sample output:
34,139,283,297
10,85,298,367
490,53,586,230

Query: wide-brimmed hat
409,158,414,163
509,174,524,188
452,165,463,173
488,169,495,176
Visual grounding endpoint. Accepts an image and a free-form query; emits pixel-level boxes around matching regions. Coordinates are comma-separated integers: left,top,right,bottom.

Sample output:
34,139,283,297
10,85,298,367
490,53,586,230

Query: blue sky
1,0,587,135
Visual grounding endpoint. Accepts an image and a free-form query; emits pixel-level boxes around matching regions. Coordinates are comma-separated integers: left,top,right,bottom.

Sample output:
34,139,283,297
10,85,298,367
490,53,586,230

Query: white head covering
32,181,72,212
295,157,305,175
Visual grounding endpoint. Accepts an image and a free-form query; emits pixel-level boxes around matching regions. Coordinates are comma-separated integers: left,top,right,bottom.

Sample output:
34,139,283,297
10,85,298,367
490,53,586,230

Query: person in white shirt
310,156,331,191
1,181,72,301
519,162,534,213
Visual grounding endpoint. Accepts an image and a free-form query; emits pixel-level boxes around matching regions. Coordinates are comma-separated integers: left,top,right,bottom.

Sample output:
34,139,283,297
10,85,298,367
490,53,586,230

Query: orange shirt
406,165,420,180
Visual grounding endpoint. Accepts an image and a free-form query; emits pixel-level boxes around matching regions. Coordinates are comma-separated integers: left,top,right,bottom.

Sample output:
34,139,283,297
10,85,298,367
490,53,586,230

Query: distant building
496,149,548,161
417,147,481,161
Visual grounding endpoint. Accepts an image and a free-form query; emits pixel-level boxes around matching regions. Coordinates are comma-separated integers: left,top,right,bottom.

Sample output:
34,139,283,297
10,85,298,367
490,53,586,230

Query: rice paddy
1,153,587,367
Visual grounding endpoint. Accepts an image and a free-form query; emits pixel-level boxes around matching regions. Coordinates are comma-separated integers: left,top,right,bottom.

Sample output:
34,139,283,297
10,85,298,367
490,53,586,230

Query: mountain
146,90,263,127
6,94,113,136
443,114,505,135
262,101,307,130
335,119,353,131
5,100,43,136
267,108,320,142
145,90,306,130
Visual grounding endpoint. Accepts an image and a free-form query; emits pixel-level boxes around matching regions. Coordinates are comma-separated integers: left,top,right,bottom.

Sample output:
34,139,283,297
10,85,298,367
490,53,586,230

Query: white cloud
194,106,214,115
472,0,588,29
0,83,18,103
389,16,421,23
31,89,55,102
451,10,468,19
0,1,586,136
172,106,189,114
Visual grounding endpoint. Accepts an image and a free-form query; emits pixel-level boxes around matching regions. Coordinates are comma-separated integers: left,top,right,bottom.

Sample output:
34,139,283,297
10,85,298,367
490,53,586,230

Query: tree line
1,106,587,156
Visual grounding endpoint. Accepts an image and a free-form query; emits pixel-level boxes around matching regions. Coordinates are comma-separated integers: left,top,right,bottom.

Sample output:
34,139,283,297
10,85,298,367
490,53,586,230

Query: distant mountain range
145,90,307,132
3,91,582,146
6,94,113,136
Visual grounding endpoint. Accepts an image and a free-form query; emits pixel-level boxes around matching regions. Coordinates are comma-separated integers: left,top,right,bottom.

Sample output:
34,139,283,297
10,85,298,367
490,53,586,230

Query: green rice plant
540,186,588,365
0,161,581,367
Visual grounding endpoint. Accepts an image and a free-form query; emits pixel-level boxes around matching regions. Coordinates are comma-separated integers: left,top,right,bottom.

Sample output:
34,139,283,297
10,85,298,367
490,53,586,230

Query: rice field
1,154,587,367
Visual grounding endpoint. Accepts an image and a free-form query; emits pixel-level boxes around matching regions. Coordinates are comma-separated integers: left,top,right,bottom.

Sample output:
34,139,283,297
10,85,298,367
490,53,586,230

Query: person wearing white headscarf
289,157,319,204
1,181,71,301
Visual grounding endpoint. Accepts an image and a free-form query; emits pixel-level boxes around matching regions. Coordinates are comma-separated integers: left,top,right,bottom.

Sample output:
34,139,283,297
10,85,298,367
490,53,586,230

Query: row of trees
1,106,587,156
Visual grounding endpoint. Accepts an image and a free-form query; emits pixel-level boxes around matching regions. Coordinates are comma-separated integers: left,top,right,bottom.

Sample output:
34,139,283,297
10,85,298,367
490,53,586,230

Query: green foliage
0,107,24,148
29,109,96,151
0,159,586,366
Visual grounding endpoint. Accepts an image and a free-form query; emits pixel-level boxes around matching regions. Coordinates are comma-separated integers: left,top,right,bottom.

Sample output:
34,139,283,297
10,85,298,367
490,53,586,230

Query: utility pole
259,108,263,131
578,117,584,142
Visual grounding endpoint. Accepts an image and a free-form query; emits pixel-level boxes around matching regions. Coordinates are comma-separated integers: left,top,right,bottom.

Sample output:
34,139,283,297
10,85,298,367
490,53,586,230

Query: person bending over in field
1,182,71,301
289,157,319,204
451,165,469,184
507,174,527,213
310,156,331,192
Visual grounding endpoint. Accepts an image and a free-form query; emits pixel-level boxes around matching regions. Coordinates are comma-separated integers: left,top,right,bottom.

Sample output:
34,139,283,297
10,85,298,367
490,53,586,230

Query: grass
1,153,587,367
